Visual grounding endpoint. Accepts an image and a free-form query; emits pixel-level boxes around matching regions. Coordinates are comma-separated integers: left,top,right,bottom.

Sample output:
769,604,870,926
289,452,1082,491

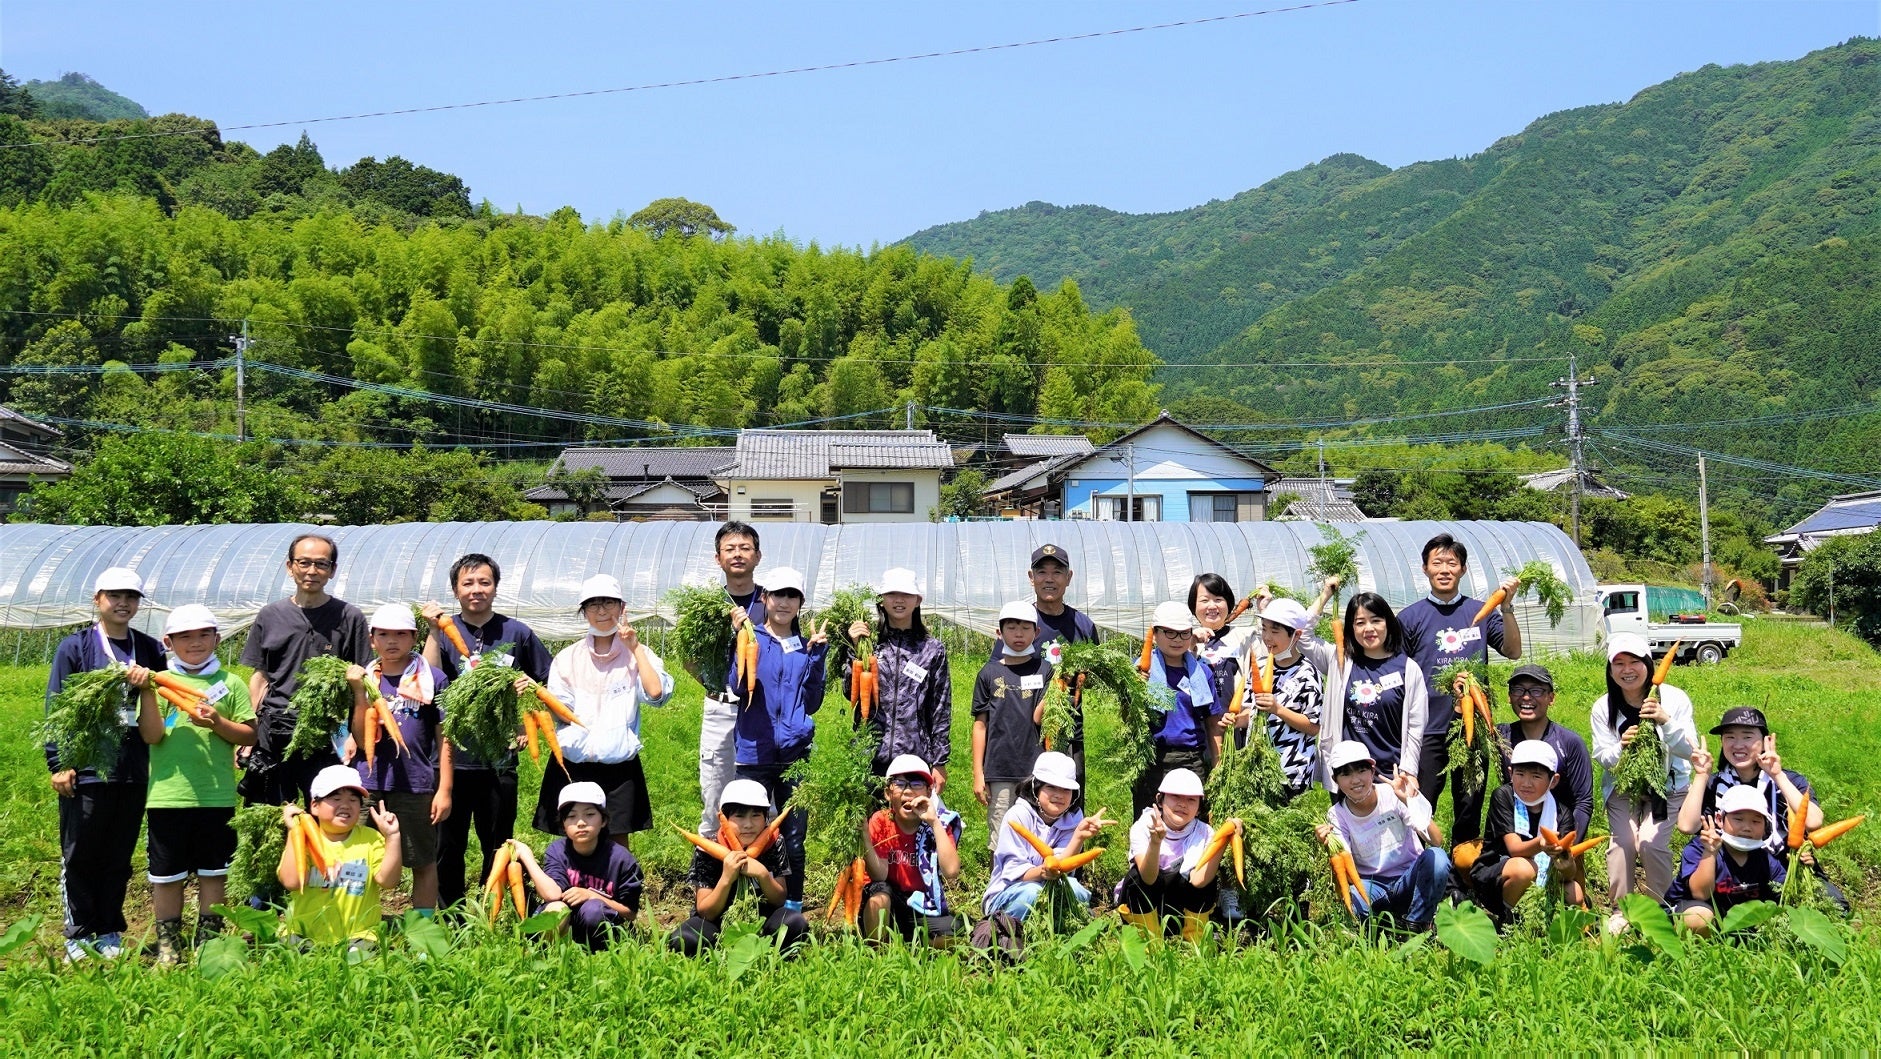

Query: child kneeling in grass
280,765,403,949
983,752,1111,923
1467,740,1586,926
508,782,641,951
1666,784,1786,936
137,604,256,963
669,779,808,956
861,754,962,946
1119,768,1234,940
1319,740,1450,934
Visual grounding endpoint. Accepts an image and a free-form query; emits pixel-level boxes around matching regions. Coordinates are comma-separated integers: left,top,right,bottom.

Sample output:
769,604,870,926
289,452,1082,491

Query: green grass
5,619,1881,1050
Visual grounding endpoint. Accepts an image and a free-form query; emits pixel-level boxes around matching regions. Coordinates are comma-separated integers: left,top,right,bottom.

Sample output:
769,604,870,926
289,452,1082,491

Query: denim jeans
1352,847,1452,925
984,877,1091,921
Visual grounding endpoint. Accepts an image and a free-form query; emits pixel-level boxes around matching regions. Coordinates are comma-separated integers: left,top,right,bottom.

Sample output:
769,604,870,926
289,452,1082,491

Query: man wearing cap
862,754,962,945
1027,544,1099,782
1397,534,1522,848
239,533,372,805
1665,783,1790,936
531,574,673,848
136,603,256,962
971,601,1052,848
420,552,552,909
691,521,767,843
1495,664,1594,840
45,567,165,960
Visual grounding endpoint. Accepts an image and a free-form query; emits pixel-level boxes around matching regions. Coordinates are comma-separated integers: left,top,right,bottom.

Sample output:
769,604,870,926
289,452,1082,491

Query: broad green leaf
1434,901,1498,965
402,912,451,959
1119,920,1149,972
211,902,278,944
0,916,42,958
1620,893,1683,958
1396,931,1431,959
1785,907,1847,965
1060,917,1107,958
197,935,249,979
1714,900,1779,936
724,930,767,982
520,910,566,936
1547,904,1597,946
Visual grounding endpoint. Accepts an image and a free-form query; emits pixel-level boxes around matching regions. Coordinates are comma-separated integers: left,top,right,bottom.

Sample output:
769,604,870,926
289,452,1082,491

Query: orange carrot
1329,849,1356,917
745,809,789,859
847,858,869,927
1788,792,1811,851
361,703,379,772
1048,847,1105,873
1569,835,1609,857
1651,642,1680,689
1231,827,1245,889
372,694,407,757
149,671,207,700
1331,611,1346,667
1138,634,1155,675
1477,688,1495,736
1540,826,1561,848
533,685,581,726
535,711,567,776
435,614,473,659
486,843,513,925
155,686,200,714
1809,815,1865,848
1008,819,1057,861
1200,818,1241,866
718,813,747,853
1226,596,1254,624
295,815,333,880
507,859,527,919
1463,693,1474,746
1259,653,1274,695
673,825,735,862
285,821,307,889
1341,850,1370,908
1470,588,1508,627
521,710,541,763
1561,830,1578,850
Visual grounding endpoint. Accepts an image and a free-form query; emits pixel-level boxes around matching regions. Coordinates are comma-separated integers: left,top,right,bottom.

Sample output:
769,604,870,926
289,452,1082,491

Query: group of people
42,525,1841,962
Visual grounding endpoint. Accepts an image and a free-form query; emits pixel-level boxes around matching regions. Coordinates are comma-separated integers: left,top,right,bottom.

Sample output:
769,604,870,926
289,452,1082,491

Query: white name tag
202,682,230,705
1177,676,1194,696
1020,674,1045,692
902,661,929,683
1380,672,1405,691
782,637,803,653
1456,627,1483,644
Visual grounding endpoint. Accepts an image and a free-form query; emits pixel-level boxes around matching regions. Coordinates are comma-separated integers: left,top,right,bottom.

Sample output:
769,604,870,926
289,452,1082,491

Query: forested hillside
906,39,1881,524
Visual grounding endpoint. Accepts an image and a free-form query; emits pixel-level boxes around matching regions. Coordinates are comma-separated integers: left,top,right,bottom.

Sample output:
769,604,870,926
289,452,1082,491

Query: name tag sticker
1177,677,1194,696
782,636,803,653
202,682,230,705
902,661,929,683
1020,674,1045,691
1380,672,1405,691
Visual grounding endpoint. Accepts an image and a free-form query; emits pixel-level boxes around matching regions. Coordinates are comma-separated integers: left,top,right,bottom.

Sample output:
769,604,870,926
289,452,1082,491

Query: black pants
58,781,146,940
668,908,809,957
1132,746,1210,820
1119,863,1216,934
1420,731,1482,846
734,761,807,904
437,767,518,909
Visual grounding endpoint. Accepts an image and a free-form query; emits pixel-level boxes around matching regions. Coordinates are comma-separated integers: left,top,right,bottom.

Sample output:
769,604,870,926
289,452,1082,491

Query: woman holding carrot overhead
1316,593,1429,796
847,569,952,790
1590,633,1696,924
983,752,1110,923
732,568,827,911
531,575,674,849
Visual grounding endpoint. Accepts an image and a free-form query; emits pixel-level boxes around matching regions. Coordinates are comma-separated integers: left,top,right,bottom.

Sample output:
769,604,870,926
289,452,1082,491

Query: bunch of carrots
285,812,335,888
358,680,408,773
483,840,529,926
1786,791,1865,850
520,709,568,776
1539,826,1609,858
149,671,212,715
849,635,879,722
1450,669,1496,748
1227,653,1274,727
1198,818,1243,884
1009,818,1107,875
437,613,582,730
1323,836,1370,918
733,618,759,700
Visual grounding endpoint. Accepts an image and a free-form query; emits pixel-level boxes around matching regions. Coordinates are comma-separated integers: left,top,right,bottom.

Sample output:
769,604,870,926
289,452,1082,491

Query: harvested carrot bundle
507,859,527,919
1809,815,1865,848
534,710,568,776
1199,818,1241,866
1009,819,1057,861
149,671,207,701
485,842,514,925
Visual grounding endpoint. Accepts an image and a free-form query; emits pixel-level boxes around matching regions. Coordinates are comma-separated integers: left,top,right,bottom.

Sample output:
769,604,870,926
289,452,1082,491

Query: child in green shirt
135,604,256,964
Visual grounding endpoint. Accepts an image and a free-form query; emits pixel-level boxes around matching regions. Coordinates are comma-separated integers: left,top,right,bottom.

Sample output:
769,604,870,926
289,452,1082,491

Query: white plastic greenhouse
0,520,1600,654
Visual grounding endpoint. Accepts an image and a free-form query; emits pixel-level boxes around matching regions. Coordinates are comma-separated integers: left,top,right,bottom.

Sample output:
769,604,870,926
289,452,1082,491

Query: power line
0,1,1364,151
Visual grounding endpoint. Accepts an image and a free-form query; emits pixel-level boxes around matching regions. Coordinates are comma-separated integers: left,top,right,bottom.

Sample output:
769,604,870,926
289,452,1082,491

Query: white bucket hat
368,602,418,632
878,568,923,597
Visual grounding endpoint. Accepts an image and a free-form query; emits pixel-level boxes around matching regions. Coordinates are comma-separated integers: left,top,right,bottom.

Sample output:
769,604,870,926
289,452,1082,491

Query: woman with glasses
1131,601,1226,819
1315,592,1430,800
530,575,673,850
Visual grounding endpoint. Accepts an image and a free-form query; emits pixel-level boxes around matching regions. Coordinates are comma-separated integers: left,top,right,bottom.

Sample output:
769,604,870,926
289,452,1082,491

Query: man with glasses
239,533,371,805
1494,664,1593,840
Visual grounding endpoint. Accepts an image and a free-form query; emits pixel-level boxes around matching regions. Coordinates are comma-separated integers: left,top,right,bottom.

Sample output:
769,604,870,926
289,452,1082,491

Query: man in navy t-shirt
1028,544,1098,785
1396,533,1521,846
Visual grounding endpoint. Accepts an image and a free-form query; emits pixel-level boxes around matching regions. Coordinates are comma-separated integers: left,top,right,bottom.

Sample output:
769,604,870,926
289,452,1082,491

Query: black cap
1710,706,1769,735
1507,663,1555,689
1030,544,1071,570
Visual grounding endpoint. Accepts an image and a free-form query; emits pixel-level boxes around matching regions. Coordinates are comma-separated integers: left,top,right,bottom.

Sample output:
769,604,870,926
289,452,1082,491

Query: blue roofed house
1764,489,1881,590
984,412,1280,521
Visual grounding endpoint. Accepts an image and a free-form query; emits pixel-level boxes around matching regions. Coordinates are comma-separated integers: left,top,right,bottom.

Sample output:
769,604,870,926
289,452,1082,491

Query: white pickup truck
1596,583,1743,664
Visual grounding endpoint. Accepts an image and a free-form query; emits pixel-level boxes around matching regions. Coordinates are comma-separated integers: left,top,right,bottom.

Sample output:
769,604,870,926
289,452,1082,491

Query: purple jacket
846,628,951,769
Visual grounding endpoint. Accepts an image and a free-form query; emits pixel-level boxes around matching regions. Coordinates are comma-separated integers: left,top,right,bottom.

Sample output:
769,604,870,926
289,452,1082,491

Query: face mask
1518,795,1548,810
587,625,616,639
1003,645,1036,659
1721,832,1768,853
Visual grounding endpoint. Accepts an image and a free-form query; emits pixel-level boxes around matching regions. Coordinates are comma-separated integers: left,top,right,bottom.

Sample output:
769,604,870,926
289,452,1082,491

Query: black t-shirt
239,597,371,748
972,655,1051,784
1481,785,1571,866
687,843,790,921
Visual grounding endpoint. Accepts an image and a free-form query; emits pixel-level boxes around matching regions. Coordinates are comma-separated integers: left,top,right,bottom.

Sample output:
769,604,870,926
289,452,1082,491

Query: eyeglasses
289,558,336,572
1508,685,1553,700
887,777,930,791
1155,628,1194,640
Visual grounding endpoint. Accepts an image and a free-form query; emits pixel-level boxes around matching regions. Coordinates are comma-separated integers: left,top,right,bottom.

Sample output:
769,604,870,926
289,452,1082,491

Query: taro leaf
1620,892,1684,958
1714,900,1779,936
1547,904,1597,946
0,916,42,959
1396,931,1432,959
402,911,452,959
521,910,567,936
1785,906,1847,966
1435,901,1498,965
1119,920,1149,972
719,921,766,982
211,902,278,945
1061,918,1108,959
198,935,250,980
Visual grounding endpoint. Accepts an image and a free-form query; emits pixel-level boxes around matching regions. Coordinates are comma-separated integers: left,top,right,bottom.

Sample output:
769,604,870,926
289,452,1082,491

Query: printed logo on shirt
902,660,929,683
1019,674,1045,692
1435,626,1484,654
1044,641,1064,667
1351,679,1384,706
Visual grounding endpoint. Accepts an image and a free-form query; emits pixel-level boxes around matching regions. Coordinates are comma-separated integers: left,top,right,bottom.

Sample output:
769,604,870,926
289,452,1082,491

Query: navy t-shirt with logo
1399,596,1507,725
1344,652,1414,775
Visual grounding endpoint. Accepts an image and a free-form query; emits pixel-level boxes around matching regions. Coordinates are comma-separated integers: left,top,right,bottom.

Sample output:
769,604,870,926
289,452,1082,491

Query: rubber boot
155,918,187,967
195,913,226,948
1179,911,1212,943
1118,907,1161,936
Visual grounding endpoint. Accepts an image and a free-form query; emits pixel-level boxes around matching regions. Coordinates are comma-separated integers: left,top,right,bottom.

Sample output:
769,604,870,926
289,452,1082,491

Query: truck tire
1696,643,1725,665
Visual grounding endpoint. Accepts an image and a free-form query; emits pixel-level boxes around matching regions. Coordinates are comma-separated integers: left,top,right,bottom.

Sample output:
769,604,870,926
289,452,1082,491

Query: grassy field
3,618,1880,1051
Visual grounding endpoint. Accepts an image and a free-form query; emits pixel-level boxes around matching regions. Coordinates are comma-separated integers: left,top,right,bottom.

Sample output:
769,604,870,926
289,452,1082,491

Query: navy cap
1029,544,1071,570
1507,663,1555,689
1709,706,1769,735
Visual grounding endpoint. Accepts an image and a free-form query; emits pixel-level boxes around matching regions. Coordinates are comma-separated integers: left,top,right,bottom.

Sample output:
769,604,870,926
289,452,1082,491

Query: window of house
1188,492,1253,522
842,482,915,514
1096,495,1160,521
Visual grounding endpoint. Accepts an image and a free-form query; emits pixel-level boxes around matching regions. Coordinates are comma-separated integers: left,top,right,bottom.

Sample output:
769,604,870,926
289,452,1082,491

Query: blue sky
3,1,1874,246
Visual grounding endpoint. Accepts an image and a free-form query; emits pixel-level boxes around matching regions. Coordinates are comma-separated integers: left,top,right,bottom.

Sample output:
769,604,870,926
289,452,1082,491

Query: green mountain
23,72,147,122
905,38,1881,521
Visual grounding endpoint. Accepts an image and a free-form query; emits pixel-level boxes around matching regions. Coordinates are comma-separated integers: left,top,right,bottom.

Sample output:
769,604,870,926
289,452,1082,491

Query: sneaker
95,932,124,958
64,937,91,963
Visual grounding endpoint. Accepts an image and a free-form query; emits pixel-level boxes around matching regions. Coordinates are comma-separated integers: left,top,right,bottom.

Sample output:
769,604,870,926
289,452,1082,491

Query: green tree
938,468,990,519
544,464,610,519
626,197,734,239
1790,532,1881,646
338,156,471,217
0,69,37,118
0,114,52,206
19,432,302,525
